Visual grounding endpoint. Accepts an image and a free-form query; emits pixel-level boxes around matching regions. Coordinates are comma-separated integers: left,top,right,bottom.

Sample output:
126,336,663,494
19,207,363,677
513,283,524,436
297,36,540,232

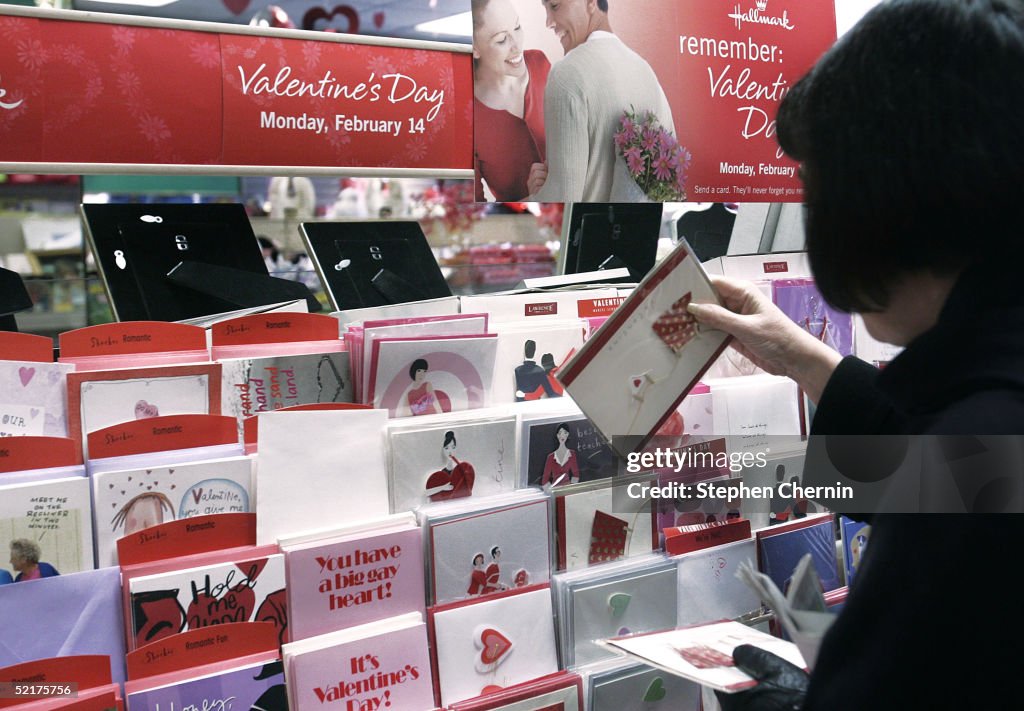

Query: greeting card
359,314,489,403
0,567,127,684
369,335,498,418
91,455,254,568
255,409,390,545
675,538,761,627
429,584,558,707
738,449,813,530
67,364,221,453
520,414,619,489
756,514,840,594
554,478,657,571
839,516,871,587
127,553,287,650
387,412,517,513
424,495,549,606
283,613,434,711
0,361,74,437
554,556,678,667
450,672,583,711
587,660,700,711
603,620,806,693
706,375,802,455
0,476,94,579
772,279,854,357
125,656,285,711
283,520,425,642
491,321,585,404
560,243,730,450
220,351,352,429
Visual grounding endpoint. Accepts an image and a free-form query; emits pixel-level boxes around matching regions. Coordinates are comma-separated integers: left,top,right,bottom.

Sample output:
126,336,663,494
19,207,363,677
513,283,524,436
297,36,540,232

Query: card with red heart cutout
428,584,558,706
0,360,74,437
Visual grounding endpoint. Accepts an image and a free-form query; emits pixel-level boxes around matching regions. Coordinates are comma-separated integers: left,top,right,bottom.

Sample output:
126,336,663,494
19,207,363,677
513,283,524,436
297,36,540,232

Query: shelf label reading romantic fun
475,0,835,202
0,8,473,174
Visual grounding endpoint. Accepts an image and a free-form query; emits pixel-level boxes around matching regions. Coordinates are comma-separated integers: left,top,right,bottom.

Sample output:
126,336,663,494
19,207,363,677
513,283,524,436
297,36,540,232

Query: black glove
714,645,809,711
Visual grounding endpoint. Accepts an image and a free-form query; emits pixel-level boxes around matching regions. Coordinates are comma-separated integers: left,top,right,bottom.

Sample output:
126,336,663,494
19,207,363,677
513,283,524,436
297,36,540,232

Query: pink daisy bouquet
614,108,691,202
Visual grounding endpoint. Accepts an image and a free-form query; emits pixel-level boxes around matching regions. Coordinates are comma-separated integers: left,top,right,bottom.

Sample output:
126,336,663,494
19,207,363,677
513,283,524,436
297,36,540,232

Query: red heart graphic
373,11,385,28
222,0,251,15
479,628,512,665
302,5,359,33
18,367,35,386
633,378,642,387
652,292,697,353
134,400,160,419
481,685,504,695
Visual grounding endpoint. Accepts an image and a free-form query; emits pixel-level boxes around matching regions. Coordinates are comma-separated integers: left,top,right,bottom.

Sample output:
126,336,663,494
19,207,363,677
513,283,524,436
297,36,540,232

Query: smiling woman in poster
472,0,551,201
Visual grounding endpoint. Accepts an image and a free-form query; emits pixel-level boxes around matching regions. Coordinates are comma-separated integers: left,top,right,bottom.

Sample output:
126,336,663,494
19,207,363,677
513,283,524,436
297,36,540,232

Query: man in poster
531,0,675,202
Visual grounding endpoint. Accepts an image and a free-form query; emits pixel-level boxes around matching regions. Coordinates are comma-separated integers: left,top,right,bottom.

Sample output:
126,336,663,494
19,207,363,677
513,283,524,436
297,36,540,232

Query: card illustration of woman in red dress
425,430,476,502
398,358,451,417
542,422,580,487
467,552,487,595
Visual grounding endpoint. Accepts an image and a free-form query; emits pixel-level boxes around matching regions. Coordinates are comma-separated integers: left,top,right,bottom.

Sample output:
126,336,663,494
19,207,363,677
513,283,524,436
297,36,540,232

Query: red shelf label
0,436,81,473
127,623,278,681
211,313,340,347
87,414,239,460
0,332,54,363
116,512,256,567
60,322,207,358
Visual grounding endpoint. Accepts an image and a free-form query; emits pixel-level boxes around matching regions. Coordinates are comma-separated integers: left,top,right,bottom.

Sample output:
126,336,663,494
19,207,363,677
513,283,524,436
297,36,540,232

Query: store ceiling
71,0,472,43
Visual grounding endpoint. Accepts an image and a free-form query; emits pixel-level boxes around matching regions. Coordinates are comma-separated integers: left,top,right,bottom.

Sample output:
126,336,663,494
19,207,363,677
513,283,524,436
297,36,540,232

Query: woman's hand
687,275,843,403
527,162,548,197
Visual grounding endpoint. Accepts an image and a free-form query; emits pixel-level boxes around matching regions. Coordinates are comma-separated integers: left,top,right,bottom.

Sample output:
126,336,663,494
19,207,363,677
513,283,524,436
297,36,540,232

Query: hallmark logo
762,261,789,274
729,0,796,31
0,74,24,110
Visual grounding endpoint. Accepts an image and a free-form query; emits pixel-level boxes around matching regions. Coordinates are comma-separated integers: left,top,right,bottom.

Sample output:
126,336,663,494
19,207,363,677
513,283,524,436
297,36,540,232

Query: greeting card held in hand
426,496,550,605
0,476,94,577
560,241,730,451
369,335,498,418
283,613,434,711
283,521,425,642
91,455,254,568
388,412,518,513
429,584,559,707
0,361,74,438
127,553,287,649
603,620,806,693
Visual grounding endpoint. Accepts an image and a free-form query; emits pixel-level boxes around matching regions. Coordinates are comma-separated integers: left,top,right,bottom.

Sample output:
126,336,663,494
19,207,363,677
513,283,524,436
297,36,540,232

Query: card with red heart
127,551,286,651
91,455,254,569
428,584,558,707
0,360,74,437
448,671,583,711
559,240,729,451
67,363,222,457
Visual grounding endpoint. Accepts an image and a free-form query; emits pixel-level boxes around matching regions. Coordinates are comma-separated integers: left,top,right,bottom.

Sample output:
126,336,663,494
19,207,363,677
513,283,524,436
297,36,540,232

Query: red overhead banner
0,7,472,175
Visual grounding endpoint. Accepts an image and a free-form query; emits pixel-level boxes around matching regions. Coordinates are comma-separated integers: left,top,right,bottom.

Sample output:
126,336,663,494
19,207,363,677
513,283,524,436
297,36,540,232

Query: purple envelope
0,566,127,684
772,279,854,357
127,658,285,711
286,527,425,641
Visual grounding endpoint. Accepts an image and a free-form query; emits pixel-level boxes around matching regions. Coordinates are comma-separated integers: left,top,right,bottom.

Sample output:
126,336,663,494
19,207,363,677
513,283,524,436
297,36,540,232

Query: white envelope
255,409,390,544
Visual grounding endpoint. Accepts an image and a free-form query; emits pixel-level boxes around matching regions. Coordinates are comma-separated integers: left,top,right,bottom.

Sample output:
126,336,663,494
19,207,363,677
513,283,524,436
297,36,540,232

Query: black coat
802,264,1024,709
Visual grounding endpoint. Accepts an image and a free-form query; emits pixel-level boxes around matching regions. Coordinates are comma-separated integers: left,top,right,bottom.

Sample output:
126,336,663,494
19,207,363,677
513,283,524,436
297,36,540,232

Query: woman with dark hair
472,0,550,200
467,553,487,596
399,358,442,417
541,422,580,487
424,430,476,502
685,1,1024,708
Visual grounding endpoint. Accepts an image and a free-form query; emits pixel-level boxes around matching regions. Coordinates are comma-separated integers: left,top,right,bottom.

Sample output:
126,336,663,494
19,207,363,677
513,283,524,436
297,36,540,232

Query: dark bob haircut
776,0,1024,312
409,358,428,380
